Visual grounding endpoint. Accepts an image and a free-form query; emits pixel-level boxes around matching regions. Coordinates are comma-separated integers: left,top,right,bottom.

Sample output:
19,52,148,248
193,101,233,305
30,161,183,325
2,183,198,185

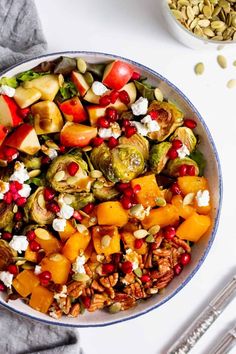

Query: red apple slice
83,88,100,104
0,95,22,127
0,125,9,147
102,60,134,90
5,123,40,155
71,71,90,97
58,97,87,123
60,122,97,147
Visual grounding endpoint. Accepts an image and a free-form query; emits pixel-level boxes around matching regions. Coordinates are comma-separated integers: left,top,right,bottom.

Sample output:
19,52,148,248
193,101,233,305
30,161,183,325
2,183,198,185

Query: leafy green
86,63,105,78
134,80,155,101
26,178,43,187
16,70,48,82
59,81,77,100
0,76,18,88
54,56,76,75
41,135,50,141
189,150,206,176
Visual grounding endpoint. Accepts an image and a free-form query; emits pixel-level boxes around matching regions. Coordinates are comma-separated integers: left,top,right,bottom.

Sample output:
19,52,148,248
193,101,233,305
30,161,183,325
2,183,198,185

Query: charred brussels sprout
170,127,197,152
147,101,183,141
119,134,149,160
166,157,199,177
93,184,120,201
149,142,172,174
21,156,42,170
24,187,55,225
69,193,95,210
0,240,16,271
0,202,14,229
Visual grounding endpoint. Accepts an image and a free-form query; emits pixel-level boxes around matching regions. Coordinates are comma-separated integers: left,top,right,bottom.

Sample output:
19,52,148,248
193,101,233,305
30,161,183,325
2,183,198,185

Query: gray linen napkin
0,1,82,353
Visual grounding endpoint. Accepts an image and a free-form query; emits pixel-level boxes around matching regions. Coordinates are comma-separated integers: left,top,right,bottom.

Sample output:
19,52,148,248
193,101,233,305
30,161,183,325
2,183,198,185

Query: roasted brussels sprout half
93,184,120,201
0,202,14,229
166,157,199,177
21,156,42,170
24,187,55,225
170,127,197,152
147,101,183,141
119,134,149,160
149,142,172,174
0,240,16,271
46,153,92,193
68,192,95,210
91,143,145,183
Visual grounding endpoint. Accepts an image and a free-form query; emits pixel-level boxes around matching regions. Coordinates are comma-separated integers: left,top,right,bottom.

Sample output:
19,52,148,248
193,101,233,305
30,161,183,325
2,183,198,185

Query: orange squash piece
131,174,162,208
62,231,91,262
142,204,179,229
24,246,38,263
84,240,94,262
41,253,71,284
177,176,208,196
121,231,148,255
97,201,128,227
12,270,40,297
35,228,61,255
58,220,77,242
29,285,54,314
92,225,120,256
193,196,211,215
176,212,211,242
171,195,195,219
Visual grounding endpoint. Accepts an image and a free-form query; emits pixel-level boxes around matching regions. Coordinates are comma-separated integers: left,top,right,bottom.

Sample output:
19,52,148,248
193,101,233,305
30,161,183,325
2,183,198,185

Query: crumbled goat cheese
130,204,150,220
177,144,190,159
92,81,109,96
0,85,15,97
131,97,148,116
98,122,121,139
34,265,42,275
57,203,74,220
196,190,210,207
49,310,61,319
9,162,29,183
141,115,160,132
9,235,28,254
18,184,31,198
54,285,67,300
0,271,13,288
52,218,66,232
0,181,9,200
72,255,86,274
48,148,58,160
125,249,139,270
130,121,148,136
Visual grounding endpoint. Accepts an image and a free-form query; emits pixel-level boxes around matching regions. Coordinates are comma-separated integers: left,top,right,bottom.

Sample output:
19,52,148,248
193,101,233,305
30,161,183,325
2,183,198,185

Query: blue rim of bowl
0,51,223,327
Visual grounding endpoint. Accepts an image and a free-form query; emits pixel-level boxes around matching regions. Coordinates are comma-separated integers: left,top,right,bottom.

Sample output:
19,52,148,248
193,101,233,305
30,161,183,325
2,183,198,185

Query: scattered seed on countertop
217,55,227,69
194,62,205,75
227,79,236,89
233,61,236,67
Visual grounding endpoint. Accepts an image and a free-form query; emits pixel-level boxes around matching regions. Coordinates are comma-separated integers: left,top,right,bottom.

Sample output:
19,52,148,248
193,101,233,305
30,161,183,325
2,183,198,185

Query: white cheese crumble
98,122,121,139
0,271,13,288
196,190,210,207
57,203,74,220
9,235,29,254
18,184,31,198
0,85,16,97
54,285,67,300
0,181,9,200
130,121,148,136
130,204,151,220
177,144,190,159
48,148,58,160
131,97,148,116
52,218,66,232
72,255,86,274
9,162,29,184
34,265,42,275
125,249,139,270
141,115,160,132
91,81,109,96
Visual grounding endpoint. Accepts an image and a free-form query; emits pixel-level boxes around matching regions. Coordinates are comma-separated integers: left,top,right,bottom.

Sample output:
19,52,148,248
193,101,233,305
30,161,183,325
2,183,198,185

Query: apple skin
0,95,23,127
60,122,97,148
71,71,90,97
102,60,134,90
0,125,9,147
5,123,40,155
58,97,87,123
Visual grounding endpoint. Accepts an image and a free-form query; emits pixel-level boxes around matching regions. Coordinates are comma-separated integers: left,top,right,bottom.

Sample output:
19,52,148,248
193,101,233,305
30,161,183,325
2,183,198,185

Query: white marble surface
34,1,236,353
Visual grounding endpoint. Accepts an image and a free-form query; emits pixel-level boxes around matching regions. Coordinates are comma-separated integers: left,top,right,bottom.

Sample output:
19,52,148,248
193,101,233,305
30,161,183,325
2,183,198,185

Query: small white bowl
161,0,236,50
0,51,222,327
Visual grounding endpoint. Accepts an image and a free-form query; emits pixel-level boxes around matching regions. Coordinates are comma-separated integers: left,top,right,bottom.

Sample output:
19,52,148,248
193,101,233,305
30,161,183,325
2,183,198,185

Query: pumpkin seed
16,259,27,266
45,140,60,150
134,267,143,277
233,60,236,66
155,197,167,207
198,19,211,27
183,192,195,205
22,262,35,270
187,5,195,20
133,229,149,239
146,234,155,243
172,9,184,19
76,224,89,234
84,72,94,86
194,62,205,75
101,235,112,248
148,224,161,235
227,78,236,88
109,302,122,314
211,20,226,29
154,88,164,101
13,205,18,213
54,170,65,182
82,146,92,152
90,170,103,179
203,5,212,18
38,194,46,209
58,74,64,88
28,169,41,178
76,58,87,74
217,54,228,68
72,273,90,282
67,175,80,185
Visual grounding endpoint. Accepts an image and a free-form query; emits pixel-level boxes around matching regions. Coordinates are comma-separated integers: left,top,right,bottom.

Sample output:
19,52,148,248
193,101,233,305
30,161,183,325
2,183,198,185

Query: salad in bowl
0,53,221,325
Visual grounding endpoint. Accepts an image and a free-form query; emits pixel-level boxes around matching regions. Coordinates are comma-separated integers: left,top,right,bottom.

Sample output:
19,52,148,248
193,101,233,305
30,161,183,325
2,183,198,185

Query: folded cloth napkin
0,0,47,72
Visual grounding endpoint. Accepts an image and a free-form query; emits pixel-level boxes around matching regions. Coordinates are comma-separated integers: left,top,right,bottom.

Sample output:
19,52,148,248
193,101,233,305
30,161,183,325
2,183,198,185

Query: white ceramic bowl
161,0,236,50
0,52,222,327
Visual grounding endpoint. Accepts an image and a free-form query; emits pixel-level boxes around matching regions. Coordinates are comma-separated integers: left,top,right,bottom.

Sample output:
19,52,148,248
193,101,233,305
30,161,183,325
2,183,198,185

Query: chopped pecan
158,258,171,274
67,281,85,298
84,264,94,278
49,302,63,319
124,282,146,299
99,272,119,288
172,237,191,253
58,296,71,315
88,293,108,312
91,279,105,292
69,303,80,317
114,293,136,310
121,272,135,285
170,247,179,267
48,283,64,293
154,269,174,289
143,251,153,268
153,249,171,257
105,287,115,299
82,287,94,297
154,233,164,248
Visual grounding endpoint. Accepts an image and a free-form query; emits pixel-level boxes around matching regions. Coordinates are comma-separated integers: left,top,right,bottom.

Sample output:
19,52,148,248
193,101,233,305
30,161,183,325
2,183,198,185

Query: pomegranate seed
43,187,55,201
0,282,6,292
82,296,91,309
170,182,182,195
14,211,23,221
15,197,27,207
174,263,183,275
59,145,66,154
163,226,176,240
39,271,52,282
19,107,30,118
131,71,141,80
123,187,134,198
97,117,110,128
67,161,79,176
134,239,144,249
99,95,111,106
122,119,131,128
150,242,158,251
119,90,130,105
106,107,118,121
2,232,13,241
180,253,191,266
7,264,18,275
187,165,196,176
117,182,130,192
172,139,183,150
73,210,83,221
167,148,178,160
12,192,20,201
37,251,45,263
121,261,133,274
41,156,51,165
125,125,137,138
131,193,138,205
26,230,36,241
83,202,95,214
107,137,118,149
92,137,104,147
3,147,18,160
10,181,22,193
3,192,13,204
184,119,197,129
149,110,159,120
109,90,119,104
30,240,41,252
112,253,122,264
141,274,151,283
133,184,141,194
102,263,115,274
179,164,188,177
40,279,50,286
121,195,132,209
46,201,60,213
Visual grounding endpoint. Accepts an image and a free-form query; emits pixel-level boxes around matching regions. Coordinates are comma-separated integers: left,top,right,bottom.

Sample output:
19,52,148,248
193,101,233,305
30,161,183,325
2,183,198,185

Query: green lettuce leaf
189,150,206,176
0,76,18,88
59,81,77,100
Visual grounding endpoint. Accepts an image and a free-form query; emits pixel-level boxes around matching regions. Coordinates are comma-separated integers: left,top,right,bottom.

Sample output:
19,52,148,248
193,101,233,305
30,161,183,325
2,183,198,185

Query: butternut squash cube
131,174,162,208
92,225,120,256
29,285,54,314
35,228,61,255
97,201,128,227
171,195,195,219
121,231,148,255
177,176,208,196
62,231,91,262
176,212,211,242
41,253,71,284
12,270,40,297
24,246,38,263
58,220,77,242
142,204,179,229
